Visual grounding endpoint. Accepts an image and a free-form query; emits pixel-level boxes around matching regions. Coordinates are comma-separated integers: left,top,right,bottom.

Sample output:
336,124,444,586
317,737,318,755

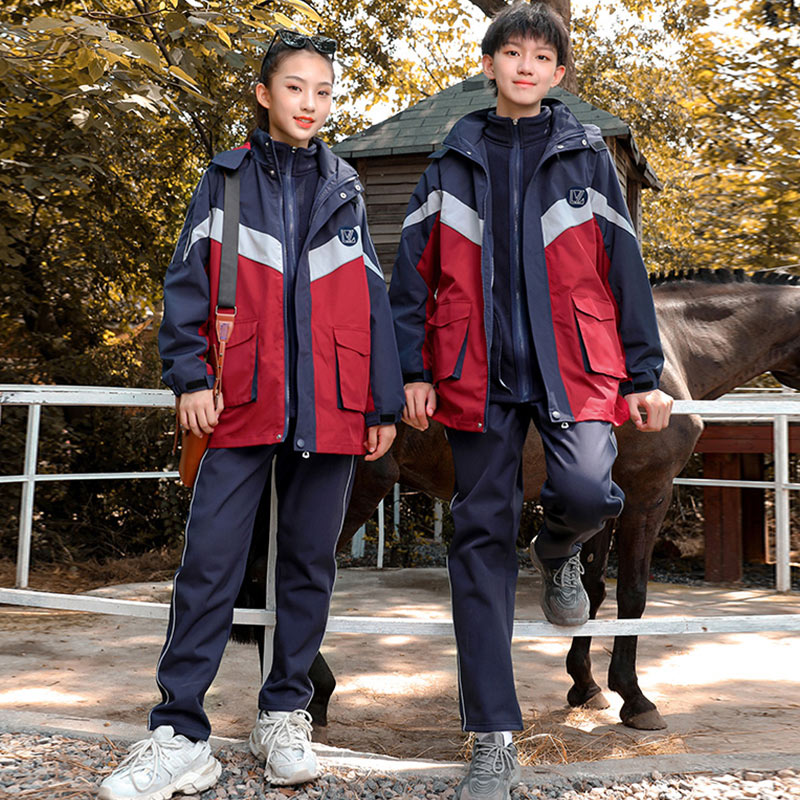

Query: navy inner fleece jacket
251,128,320,418
484,107,552,403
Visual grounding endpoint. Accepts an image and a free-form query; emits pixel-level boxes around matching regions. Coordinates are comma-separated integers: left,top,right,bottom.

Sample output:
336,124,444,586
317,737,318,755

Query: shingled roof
333,74,660,188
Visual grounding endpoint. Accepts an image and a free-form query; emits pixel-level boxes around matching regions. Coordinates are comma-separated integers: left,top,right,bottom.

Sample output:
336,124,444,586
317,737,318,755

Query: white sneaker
249,709,319,785
98,725,221,800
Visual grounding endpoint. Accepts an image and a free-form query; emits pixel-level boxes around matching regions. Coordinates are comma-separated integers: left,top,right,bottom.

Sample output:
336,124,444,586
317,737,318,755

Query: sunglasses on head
261,28,337,72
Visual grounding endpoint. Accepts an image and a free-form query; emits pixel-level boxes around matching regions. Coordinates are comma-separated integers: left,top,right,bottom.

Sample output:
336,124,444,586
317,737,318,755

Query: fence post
16,404,41,589
773,415,791,592
377,499,385,569
393,483,400,537
433,499,443,542
262,460,279,680
351,525,366,558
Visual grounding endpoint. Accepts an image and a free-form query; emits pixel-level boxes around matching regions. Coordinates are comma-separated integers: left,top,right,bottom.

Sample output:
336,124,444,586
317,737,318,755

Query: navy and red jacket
389,98,664,431
159,132,405,454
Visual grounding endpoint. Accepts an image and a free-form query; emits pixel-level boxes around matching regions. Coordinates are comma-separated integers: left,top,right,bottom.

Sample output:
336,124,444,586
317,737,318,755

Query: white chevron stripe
588,187,636,239
402,190,443,229
309,226,363,283
541,188,637,249
541,196,594,249
184,214,209,261
440,192,483,246
184,208,284,273
402,189,483,246
363,251,384,280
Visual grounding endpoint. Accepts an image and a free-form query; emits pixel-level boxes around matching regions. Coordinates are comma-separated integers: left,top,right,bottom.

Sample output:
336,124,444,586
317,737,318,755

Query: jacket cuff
164,371,215,396
402,369,433,385
619,375,658,396
365,411,402,427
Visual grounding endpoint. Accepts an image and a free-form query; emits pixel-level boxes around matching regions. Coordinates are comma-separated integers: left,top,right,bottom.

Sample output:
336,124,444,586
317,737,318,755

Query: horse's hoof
622,709,667,730
567,684,608,709
311,723,329,744
582,692,611,710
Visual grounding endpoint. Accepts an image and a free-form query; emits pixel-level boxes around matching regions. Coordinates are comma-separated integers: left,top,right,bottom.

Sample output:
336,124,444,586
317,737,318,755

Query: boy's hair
481,1,571,93
254,40,334,132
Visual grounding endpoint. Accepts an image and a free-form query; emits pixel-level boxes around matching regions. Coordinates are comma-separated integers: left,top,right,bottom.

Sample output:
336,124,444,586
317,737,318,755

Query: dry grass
460,707,688,766
0,548,180,594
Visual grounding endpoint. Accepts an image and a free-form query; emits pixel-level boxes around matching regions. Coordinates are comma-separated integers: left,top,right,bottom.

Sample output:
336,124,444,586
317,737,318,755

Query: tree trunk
467,0,576,93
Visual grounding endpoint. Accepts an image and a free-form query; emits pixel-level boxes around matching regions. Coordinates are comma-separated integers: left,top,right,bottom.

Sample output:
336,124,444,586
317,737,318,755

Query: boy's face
482,36,565,119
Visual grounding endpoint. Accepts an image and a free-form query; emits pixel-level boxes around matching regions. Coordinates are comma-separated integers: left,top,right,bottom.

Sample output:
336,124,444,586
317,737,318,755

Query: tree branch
467,0,508,16
129,0,215,158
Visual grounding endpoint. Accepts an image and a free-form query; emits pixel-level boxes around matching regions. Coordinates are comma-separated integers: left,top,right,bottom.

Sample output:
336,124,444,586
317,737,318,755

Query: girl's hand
364,424,396,461
179,389,224,438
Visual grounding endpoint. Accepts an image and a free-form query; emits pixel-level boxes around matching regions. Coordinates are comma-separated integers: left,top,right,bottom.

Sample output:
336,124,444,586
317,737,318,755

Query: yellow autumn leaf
282,0,324,26
272,12,309,33
168,64,199,87
206,21,232,48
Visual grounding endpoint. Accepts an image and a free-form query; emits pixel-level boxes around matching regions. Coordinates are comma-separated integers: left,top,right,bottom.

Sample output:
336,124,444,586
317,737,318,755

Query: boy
389,3,672,798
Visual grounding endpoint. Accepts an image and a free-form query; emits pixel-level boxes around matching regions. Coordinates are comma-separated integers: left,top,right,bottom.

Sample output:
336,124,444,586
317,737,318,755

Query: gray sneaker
456,733,520,800
530,539,590,626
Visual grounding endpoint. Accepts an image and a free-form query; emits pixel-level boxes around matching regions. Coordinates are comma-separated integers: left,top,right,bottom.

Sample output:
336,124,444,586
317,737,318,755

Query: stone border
2,709,799,786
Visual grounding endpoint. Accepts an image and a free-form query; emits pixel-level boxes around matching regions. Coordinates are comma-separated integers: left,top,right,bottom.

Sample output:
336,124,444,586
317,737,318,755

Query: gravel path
2,732,799,800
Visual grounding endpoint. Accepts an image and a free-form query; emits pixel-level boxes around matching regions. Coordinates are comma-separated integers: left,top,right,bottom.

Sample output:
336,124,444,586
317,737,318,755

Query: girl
99,29,404,800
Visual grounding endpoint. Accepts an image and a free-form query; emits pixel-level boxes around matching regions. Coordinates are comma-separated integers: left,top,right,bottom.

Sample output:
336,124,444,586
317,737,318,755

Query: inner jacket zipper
510,118,533,401
281,146,297,441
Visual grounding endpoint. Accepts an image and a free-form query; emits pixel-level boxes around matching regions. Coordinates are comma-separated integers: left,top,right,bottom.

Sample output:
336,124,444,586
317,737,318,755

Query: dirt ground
1,568,799,764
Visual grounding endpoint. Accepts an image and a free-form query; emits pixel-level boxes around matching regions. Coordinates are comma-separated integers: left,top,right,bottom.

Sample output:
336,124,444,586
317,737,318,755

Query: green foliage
573,0,800,274
689,1,800,271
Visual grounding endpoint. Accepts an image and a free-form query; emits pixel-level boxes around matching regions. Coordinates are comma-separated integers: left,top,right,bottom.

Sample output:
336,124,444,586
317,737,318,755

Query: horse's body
237,270,800,735
335,270,800,730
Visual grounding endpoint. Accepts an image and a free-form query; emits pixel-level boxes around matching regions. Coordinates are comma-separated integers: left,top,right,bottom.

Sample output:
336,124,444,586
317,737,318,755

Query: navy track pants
148,443,356,741
445,401,624,731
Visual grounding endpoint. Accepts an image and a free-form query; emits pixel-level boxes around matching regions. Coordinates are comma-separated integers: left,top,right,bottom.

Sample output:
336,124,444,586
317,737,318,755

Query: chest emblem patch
338,227,359,246
567,187,588,207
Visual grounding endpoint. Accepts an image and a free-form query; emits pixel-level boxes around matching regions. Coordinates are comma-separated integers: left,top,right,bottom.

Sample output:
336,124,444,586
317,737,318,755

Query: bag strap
173,168,241,451
213,169,240,400
218,168,240,310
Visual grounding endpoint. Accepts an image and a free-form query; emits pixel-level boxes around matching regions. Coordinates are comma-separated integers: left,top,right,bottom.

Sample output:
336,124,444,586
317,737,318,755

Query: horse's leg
307,652,336,743
566,520,613,709
607,490,672,730
336,452,400,552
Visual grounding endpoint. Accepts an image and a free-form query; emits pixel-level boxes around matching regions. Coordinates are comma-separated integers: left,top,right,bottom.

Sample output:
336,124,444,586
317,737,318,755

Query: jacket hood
211,135,358,185
441,98,602,157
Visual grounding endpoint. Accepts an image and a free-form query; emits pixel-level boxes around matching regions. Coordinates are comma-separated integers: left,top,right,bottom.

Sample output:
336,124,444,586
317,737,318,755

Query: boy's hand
178,389,223,438
402,382,437,431
626,389,673,432
364,424,396,461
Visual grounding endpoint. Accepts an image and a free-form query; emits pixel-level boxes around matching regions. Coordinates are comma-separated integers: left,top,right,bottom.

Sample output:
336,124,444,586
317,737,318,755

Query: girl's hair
254,39,335,132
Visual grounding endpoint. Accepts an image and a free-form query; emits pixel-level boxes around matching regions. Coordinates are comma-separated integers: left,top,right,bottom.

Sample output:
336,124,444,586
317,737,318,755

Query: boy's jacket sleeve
592,150,664,395
359,198,406,426
388,162,441,384
158,171,216,396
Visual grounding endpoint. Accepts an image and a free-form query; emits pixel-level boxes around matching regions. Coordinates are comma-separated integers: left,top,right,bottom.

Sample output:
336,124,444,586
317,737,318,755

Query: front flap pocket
220,319,258,407
335,326,371,412
428,301,471,383
571,295,627,379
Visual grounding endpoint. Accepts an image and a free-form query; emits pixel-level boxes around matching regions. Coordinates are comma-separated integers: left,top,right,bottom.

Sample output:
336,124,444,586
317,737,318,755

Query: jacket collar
484,106,552,148
439,98,596,164
211,133,358,187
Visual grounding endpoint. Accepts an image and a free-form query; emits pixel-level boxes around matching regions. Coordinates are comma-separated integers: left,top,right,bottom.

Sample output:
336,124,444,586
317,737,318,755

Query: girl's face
256,50,333,148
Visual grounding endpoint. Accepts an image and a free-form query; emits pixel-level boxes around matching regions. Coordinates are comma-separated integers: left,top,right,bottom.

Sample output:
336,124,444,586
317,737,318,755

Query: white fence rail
0,385,798,644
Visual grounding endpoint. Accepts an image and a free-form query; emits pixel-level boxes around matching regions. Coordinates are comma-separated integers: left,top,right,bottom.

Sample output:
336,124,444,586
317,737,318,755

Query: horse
236,269,800,736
